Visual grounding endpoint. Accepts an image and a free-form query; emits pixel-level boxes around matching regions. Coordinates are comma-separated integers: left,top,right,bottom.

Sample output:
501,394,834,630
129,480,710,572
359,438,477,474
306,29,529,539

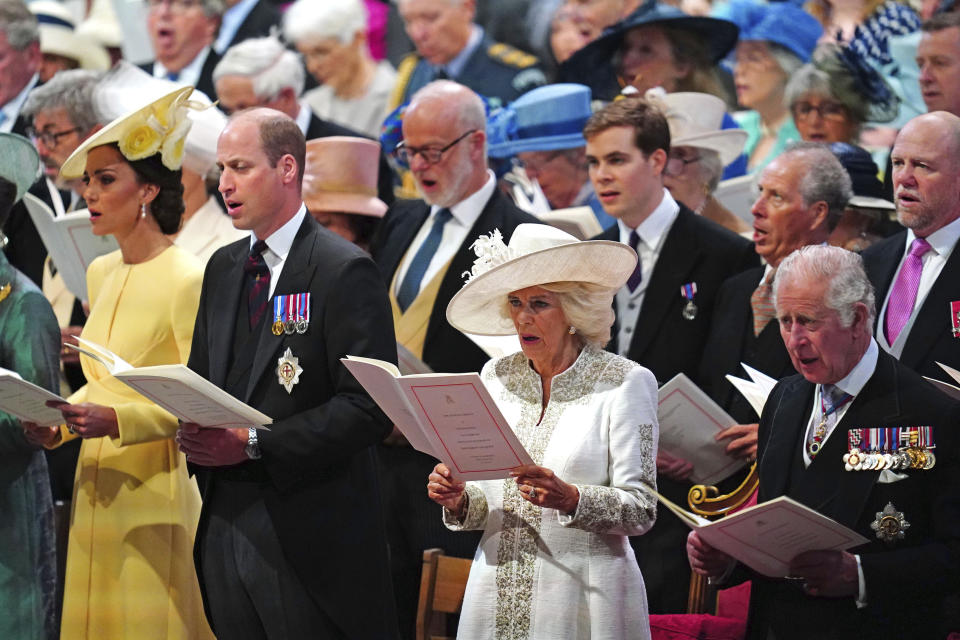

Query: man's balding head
891,111,960,237
217,108,305,239
401,81,489,207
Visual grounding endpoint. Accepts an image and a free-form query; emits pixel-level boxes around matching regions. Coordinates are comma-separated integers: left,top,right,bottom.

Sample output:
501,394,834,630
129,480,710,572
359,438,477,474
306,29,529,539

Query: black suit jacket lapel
758,377,812,500
628,207,699,359
864,232,905,330
209,242,247,388
424,190,507,348
379,202,430,283
901,244,960,370
245,216,319,401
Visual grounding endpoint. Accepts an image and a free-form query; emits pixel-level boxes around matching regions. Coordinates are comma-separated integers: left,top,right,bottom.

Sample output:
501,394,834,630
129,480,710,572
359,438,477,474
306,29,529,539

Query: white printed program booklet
69,338,272,430
342,356,533,480
657,373,744,485
924,361,960,401
655,490,868,578
0,367,69,426
22,193,118,301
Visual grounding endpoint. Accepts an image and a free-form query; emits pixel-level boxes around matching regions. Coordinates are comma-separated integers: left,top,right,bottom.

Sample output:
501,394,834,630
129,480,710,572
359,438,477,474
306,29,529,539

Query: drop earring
140,203,147,219
568,326,576,335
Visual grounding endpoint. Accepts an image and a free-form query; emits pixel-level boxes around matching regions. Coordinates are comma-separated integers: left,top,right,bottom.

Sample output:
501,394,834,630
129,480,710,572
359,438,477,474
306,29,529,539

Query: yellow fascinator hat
60,85,196,178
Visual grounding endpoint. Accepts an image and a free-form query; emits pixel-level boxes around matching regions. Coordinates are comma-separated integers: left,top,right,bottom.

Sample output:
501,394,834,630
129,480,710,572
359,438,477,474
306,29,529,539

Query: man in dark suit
700,143,851,455
213,35,396,205
141,0,223,99
177,108,398,639
584,95,757,613
370,80,538,639
688,245,960,640
213,0,281,55
864,112,960,380
391,0,546,110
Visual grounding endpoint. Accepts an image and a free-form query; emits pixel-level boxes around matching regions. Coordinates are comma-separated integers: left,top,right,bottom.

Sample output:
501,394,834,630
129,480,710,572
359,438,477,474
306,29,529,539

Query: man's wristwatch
244,427,262,460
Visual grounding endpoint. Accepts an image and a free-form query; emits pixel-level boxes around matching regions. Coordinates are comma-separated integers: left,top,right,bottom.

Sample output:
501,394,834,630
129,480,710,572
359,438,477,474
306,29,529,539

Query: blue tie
166,70,180,82
397,208,453,312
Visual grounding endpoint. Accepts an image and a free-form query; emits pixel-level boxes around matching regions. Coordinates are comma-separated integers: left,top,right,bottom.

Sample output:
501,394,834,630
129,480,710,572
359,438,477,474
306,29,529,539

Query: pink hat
303,137,387,218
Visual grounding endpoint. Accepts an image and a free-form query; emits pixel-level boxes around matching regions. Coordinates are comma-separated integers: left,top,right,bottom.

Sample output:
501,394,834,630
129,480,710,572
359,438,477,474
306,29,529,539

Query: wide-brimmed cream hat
446,224,637,336
60,84,195,178
303,137,387,218
30,2,110,72
0,133,41,202
651,90,747,166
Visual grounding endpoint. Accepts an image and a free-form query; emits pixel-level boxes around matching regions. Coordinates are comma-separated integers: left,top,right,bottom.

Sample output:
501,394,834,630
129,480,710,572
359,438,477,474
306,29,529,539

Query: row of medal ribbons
843,426,935,472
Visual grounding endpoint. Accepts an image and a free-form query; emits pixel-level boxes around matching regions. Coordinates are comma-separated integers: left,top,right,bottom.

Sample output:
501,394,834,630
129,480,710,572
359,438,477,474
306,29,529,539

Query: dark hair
924,11,960,32
107,144,185,234
583,97,671,156
661,26,731,105
0,177,17,229
258,113,306,186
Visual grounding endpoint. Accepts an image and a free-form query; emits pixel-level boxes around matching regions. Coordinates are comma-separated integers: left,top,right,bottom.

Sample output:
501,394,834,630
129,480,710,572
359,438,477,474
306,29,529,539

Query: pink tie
884,237,932,344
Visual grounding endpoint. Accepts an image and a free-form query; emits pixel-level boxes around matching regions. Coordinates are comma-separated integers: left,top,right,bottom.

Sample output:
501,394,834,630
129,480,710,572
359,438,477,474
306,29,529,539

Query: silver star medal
870,502,910,544
276,347,303,394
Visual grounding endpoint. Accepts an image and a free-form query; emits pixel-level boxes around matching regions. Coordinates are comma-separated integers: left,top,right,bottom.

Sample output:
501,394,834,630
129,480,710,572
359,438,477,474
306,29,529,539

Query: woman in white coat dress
428,224,659,640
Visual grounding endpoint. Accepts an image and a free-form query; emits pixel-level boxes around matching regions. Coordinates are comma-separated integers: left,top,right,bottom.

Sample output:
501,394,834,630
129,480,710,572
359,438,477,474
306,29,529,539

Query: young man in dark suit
584,95,757,614
863,112,960,380
699,144,851,457
178,108,398,639
370,80,538,639
689,245,960,640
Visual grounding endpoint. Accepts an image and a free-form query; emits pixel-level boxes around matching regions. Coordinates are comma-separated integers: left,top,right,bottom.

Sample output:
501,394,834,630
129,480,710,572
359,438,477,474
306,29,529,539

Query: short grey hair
0,1,38,49
410,80,486,133
213,36,305,100
199,0,225,18
499,281,618,348
22,70,102,133
773,245,876,331
283,0,367,45
768,42,804,80
786,48,870,126
697,148,723,193
782,141,852,231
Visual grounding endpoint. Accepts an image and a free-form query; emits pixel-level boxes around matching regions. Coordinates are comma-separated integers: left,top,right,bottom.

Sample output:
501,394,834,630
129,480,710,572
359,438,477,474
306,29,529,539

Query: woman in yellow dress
24,87,213,639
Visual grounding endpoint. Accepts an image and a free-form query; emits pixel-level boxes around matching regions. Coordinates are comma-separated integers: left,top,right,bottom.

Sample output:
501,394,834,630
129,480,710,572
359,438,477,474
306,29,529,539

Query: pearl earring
568,326,576,335
140,203,148,219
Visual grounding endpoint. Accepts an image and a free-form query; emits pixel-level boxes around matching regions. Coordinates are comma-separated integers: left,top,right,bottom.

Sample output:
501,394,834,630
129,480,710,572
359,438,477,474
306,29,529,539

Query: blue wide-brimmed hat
738,3,822,63
558,3,739,100
487,84,592,159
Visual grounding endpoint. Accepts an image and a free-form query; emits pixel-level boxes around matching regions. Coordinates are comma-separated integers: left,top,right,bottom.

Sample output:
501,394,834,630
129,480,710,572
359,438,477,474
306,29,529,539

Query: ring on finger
67,424,77,435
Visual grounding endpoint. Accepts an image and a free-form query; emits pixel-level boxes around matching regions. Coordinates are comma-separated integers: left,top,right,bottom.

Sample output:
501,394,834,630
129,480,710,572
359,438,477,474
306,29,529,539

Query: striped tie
750,270,776,337
245,240,270,329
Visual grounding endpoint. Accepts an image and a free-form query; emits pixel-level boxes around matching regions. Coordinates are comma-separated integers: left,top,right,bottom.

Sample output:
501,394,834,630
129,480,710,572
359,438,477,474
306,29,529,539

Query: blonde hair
500,281,618,348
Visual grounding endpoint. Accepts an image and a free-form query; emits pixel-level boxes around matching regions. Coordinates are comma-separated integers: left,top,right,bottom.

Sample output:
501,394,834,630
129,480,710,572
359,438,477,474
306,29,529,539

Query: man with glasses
585,96,756,614
141,0,224,99
370,80,538,640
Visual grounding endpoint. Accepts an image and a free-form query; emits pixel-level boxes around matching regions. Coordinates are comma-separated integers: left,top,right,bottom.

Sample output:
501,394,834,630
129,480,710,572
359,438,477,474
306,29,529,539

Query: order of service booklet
22,193,119,301
655,490,869,578
69,337,272,430
0,367,70,426
342,356,533,480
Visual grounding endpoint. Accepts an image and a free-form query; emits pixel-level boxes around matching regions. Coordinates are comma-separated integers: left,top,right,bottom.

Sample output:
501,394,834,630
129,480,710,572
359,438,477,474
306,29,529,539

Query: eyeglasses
393,129,477,165
145,0,202,12
26,125,81,150
792,101,848,121
664,153,701,176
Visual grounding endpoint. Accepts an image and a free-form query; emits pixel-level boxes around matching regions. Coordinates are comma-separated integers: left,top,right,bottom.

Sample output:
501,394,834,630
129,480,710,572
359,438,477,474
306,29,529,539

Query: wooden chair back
415,548,472,640
686,463,759,614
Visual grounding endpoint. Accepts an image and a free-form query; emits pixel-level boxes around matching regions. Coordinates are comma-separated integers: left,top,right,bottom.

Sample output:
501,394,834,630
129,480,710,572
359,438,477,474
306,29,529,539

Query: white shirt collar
252,203,306,261
433,170,496,226
1,73,38,132
829,337,879,398
906,214,960,259
153,46,212,88
295,101,312,137
442,25,483,79
213,0,259,54
616,188,679,249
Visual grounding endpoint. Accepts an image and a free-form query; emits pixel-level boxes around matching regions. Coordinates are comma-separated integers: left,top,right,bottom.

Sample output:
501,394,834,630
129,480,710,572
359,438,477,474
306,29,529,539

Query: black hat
829,143,895,210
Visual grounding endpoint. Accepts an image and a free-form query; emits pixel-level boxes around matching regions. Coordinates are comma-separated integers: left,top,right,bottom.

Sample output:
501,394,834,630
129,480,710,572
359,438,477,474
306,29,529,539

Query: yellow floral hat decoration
60,85,196,178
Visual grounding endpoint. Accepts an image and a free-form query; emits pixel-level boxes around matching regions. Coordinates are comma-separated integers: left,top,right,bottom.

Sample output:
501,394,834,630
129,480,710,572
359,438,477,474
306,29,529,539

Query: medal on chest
680,282,698,320
276,347,303,393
